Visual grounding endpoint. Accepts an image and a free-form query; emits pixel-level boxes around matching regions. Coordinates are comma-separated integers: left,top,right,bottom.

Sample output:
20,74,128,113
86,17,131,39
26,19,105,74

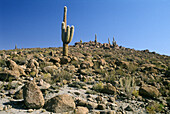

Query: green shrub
92,81,104,92
146,102,164,114
119,76,136,98
52,70,73,85
104,71,116,84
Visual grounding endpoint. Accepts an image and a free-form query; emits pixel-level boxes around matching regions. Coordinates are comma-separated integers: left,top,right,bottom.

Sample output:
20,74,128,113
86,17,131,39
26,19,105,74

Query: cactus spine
61,6,74,56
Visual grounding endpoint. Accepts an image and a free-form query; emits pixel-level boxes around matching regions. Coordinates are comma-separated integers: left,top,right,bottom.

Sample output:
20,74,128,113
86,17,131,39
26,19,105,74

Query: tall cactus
61,6,74,56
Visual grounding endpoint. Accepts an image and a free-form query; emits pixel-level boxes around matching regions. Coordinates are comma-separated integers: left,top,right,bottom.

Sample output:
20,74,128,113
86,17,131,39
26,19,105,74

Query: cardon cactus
95,34,97,45
61,6,74,56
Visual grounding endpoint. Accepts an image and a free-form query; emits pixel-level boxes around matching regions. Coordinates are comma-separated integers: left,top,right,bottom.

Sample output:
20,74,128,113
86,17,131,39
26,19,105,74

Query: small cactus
112,37,117,47
61,6,74,56
15,44,17,49
108,38,110,45
95,34,97,45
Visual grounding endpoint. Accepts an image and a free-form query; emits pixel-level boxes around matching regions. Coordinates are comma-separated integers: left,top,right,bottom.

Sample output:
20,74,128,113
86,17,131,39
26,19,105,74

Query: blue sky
0,0,170,55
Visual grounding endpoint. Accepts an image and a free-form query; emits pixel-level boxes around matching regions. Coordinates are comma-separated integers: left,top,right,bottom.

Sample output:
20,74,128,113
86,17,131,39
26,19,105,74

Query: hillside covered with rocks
0,40,170,114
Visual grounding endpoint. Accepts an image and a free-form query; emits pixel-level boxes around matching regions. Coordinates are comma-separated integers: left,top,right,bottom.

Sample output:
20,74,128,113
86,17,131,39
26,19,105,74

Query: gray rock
44,94,75,113
23,81,44,109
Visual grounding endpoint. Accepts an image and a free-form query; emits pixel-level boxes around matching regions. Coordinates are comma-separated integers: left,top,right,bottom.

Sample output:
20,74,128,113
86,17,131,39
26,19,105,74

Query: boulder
139,85,159,98
102,83,116,94
44,94,75,113
23,81,45,109
75,106,89,114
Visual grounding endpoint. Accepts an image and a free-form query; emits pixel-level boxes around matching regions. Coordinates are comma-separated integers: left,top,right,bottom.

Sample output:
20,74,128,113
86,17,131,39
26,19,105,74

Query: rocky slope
0,41,169,114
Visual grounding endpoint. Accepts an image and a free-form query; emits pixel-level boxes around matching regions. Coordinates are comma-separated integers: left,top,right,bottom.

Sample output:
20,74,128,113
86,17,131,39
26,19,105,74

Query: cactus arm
68,25,74,44
63,6,67,30
62,22,66,42
65,25,70,43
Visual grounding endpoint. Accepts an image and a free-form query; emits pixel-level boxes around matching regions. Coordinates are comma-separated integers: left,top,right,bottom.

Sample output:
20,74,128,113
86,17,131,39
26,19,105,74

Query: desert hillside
0,41,170,114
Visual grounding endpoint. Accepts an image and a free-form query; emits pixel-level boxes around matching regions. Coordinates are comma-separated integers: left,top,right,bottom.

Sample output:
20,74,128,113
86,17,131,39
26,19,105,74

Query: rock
50,57,60,63
44,94,75,113
139,85,159,98
97,104,106,110
99,59,106,66
38,79,51,90
108,97,115,103
0,70,20,81
75,106,89,114
76,99,87,106
124,105,134,111
102,83,116,94
86,101,98,109
43,65,58,74
14,89,23,99
23,81,45,109
60,56,71,64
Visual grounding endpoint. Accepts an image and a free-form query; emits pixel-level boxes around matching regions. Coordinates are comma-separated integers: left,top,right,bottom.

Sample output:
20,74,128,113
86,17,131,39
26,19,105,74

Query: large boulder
44,94,75,113
139,85,159,98
23,81,45,109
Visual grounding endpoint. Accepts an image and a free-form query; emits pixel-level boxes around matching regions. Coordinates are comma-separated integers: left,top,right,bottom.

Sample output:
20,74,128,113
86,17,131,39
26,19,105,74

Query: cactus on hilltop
112,37,117,47
61,6,74,56
108,38,110,45
95,34,97,45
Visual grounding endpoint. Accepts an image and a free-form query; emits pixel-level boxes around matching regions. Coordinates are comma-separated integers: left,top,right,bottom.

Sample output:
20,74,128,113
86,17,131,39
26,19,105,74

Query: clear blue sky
0,0,170,55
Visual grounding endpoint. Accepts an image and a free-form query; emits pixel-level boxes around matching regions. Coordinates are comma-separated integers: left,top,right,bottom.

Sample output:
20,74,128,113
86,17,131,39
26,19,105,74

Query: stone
139,85,159,98
102,83,116,94
23,81,45,109
50,57,60,63
76,99,87,106
43,65,58,74
60,56,71,64
44,94,75,113
97,104,106,110
75,106,89,114
14,89,23,99
124,105,134,111
38,79,51,90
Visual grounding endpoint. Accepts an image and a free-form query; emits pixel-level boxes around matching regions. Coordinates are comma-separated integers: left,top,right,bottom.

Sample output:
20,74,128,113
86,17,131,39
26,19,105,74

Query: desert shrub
68,81,86,88
52,70,73,85
119,76,136,98
146,102,164,114
71,60,79,67
115,69,126,76
30,71,36,77
132,90,139,97
128,63,137,73
0,59,6,67
104,70,116,84
92,81,104,92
